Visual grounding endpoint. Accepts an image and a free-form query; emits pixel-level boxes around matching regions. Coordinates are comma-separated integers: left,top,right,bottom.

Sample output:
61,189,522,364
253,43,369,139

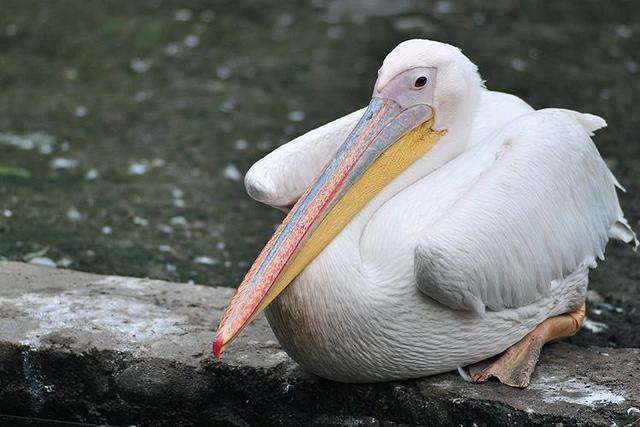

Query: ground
1,263,638,426
0,0,638,347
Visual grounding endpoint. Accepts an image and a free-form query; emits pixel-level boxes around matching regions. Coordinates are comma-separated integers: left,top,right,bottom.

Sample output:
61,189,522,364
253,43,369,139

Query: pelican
213,39,637,387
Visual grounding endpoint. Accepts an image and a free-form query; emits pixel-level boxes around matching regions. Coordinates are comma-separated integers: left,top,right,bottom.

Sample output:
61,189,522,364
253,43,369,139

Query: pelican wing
244,107,365,209
414,109,637,315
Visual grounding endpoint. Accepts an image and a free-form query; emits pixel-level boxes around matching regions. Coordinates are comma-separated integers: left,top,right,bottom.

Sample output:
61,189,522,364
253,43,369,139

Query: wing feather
244,107,365,208
415,109,636,314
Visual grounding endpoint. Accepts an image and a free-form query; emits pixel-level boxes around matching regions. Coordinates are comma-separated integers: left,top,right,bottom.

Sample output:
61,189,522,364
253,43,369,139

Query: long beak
213,97,445,357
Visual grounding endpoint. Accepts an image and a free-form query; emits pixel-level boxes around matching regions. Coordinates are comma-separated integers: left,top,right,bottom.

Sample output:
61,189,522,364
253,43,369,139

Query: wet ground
0,1,638,347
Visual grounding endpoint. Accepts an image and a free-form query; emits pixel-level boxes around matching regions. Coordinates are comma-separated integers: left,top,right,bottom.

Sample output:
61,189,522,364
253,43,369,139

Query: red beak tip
212,333,224,358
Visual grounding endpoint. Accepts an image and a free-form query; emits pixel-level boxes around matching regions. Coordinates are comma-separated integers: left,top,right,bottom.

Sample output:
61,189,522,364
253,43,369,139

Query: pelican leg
469,303,586,388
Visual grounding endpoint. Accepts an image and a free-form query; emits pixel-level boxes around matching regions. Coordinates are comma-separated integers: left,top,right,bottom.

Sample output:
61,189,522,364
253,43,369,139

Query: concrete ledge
1,261,638,426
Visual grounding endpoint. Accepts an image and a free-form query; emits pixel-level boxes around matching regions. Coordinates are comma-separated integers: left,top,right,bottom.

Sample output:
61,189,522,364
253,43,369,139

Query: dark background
0,0,638,347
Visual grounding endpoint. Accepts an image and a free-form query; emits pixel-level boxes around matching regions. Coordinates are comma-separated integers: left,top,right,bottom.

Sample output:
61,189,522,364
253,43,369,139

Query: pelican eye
414,76,428,88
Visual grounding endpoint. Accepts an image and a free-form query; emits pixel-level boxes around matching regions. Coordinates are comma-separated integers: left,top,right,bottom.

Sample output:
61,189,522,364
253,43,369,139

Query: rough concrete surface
0,261,639,426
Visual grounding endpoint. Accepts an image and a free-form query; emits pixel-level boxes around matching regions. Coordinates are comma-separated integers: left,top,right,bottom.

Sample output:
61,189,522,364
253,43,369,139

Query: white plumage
242,40,636,382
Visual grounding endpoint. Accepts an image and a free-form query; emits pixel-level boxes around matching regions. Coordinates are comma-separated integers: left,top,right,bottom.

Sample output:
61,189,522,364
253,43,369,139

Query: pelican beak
213,97,445,357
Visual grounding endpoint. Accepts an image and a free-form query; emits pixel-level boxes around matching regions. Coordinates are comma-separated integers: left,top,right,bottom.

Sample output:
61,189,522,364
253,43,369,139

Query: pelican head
213,39,482,356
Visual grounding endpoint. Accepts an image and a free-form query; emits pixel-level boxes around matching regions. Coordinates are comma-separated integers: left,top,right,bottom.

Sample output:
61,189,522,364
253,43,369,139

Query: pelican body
214,40,636,385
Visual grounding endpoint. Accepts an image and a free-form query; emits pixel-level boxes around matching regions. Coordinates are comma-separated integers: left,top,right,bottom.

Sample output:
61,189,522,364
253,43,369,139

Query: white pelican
213,39,637,387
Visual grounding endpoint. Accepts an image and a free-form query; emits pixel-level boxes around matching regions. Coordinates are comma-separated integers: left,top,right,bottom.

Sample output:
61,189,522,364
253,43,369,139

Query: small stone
128,163,148,175
435,1,453,14
510,58,527,72
29,257,57,268
101,226,112,235
173,199,186,208
171,188,184,199
234,139,249,150
51,158,77,170
194,256,218,266
173,8,193,21
133,217,149,227
217,66,232,79
164,43,180,57
615,25,631,39
85,169,99,180
74,105,88,117
64,68,78,80
184,35,199,48
287,110,305,122
326,26,343,39
628,406,640,416
583,318,608,333
158,224,173,234
57,257,73,268
158,244,172,253
219,99,236,112
66,207,83,221
130,58,152,74
170,216,188,226
3,209,12,218
222,164,242,181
